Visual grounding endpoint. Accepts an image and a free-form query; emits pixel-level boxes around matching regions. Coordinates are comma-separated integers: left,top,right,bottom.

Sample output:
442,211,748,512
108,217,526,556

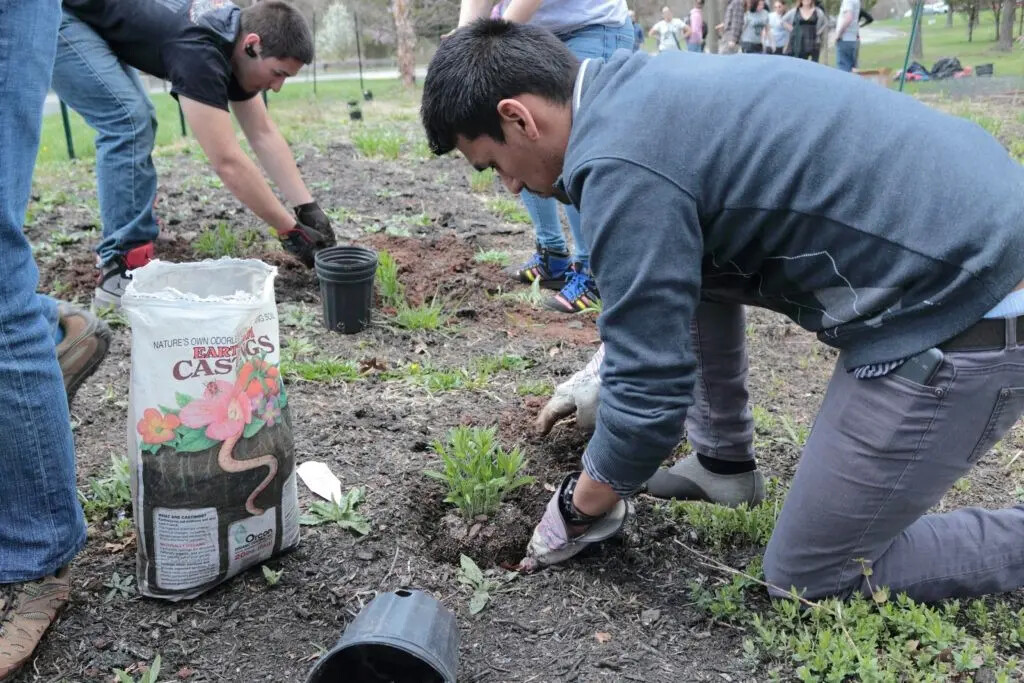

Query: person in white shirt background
649,6,685,51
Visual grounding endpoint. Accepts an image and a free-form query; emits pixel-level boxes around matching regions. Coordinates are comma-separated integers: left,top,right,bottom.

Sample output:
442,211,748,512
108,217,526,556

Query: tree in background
392,0,417,85
317,2,357,60
995,0,1015,47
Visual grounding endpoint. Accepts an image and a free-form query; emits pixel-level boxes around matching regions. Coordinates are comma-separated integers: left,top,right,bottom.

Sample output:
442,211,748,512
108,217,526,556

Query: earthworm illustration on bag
123,259,300,601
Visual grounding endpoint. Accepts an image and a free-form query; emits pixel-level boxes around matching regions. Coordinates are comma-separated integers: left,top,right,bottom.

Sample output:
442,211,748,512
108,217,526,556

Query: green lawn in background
37,78,410,165
857,12,1024,75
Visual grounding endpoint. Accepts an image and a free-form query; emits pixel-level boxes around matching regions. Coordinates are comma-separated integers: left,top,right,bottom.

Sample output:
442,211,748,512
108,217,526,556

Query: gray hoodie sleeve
568,157,700,496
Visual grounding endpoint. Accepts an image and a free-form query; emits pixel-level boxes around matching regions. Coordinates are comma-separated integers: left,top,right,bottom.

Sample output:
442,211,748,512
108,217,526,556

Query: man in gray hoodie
422,20,1024,601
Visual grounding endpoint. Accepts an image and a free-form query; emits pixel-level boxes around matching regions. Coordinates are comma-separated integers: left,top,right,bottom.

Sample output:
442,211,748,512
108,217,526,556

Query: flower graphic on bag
137,408,181,445
180,380,253,441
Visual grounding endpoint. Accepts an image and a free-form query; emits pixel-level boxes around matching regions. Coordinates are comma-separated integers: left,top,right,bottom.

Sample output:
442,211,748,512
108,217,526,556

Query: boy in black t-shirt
53,0,335,307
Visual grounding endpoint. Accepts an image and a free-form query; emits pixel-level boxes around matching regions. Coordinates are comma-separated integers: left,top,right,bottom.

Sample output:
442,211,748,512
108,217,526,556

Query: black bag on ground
930,56,963,80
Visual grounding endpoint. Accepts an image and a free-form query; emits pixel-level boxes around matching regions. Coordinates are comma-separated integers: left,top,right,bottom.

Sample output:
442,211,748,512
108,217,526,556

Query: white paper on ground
296,461,342,504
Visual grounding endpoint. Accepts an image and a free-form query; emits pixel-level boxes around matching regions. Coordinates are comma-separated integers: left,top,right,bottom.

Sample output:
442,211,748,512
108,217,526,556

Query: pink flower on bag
179,380,252,441
260,399,281,427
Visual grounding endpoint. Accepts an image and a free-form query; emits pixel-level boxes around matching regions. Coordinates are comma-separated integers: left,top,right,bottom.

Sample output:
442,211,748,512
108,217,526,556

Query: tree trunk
946,6,953,26
991,1,1002,40
391,0,416,87
967,4,976,41
997,0,1015,49
911,11,923,58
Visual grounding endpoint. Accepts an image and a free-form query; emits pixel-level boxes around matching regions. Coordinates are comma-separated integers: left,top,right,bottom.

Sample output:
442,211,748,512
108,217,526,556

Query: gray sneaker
92,243,153,310
644,456,766,507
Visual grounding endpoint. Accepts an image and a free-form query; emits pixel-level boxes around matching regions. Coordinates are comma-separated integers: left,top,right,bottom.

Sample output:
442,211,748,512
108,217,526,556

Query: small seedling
395,298,447,331
425,426,534,519
457,554,517,615
473,249,510,266
262,565,284,586
114,655,161,683
474,354,529,375
78,455,132,522
95,303,129,329
469,168,496,193
279,337,317,365
516,379,554,397
194,222,259,258
351,127,403,159
486,197,530,224
375,250,405,309
282,356,362,383
672,478,785,549
280,305,319,332
299,487,370,535
104,571,135,602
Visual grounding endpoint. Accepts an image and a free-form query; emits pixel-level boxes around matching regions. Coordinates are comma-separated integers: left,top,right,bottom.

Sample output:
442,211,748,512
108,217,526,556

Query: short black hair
421,19,578,156
240,1,314,65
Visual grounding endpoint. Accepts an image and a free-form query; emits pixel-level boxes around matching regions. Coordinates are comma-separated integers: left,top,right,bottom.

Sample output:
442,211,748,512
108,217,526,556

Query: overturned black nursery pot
314,245,378,334
306,589,459,683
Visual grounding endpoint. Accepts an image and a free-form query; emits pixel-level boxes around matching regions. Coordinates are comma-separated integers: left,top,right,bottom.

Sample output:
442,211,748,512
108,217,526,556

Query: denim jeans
521,20,635,266
692,302,1024,602
0,0,86,582
687,42,703,52
836,39,857,72
51,9,160,264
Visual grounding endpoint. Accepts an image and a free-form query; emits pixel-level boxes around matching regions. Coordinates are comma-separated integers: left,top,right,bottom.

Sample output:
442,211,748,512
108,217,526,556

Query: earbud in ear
245,44,258,59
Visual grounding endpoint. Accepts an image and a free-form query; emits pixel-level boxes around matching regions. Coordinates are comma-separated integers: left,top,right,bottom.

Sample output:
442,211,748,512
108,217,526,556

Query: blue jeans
51,9,160,264
836,39,857,72
0,0,86,582
687,42,703,52
522,21,635,267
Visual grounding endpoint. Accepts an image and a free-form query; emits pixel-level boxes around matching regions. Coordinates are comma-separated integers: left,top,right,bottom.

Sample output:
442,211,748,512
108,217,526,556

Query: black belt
939,317,1024,352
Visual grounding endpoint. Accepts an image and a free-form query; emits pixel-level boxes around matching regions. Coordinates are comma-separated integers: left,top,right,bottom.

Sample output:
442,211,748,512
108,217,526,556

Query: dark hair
421,19,578,156
240,1,314,64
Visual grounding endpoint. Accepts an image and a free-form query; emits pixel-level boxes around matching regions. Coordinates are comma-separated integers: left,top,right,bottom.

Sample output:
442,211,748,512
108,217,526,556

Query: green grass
487,196,531,224
473,249,511,267
394,297,447,330
351,126,404,159
281,357,362,383
38,78,411,165
194,222,262,258
857,13,1024,76
469,168,497,193
516,379,554,396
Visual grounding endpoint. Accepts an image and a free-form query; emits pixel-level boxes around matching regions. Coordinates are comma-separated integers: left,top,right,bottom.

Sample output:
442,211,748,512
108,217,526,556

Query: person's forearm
213,154,295,234
836,13,852,38
571,472,620,517
247,125,313,207
458,0,493,25
501,0,543,24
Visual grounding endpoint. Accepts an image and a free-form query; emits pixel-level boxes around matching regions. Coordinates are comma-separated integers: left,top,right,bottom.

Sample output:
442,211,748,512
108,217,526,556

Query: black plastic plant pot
306,589,459,683
349,109,363,121
314,245,378,334
363,89,374,101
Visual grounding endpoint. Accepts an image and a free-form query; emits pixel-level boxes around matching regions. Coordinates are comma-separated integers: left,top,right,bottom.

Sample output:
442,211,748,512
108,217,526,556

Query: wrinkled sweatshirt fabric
556,50,1024,495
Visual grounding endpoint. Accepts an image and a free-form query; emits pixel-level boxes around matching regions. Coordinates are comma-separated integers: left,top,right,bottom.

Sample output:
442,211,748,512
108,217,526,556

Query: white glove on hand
535,344,604,436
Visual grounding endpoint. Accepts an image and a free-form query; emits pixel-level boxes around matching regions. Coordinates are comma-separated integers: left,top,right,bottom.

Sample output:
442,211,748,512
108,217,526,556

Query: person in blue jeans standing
52,0,337,310
834,0,860,71
453,0,634,313
0,1,113,678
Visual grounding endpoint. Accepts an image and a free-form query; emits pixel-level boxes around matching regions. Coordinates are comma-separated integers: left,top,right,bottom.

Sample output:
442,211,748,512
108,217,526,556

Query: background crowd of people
635,0,870,70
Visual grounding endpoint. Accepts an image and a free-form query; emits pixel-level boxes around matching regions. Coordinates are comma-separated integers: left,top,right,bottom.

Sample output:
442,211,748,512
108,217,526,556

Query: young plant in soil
468,168,496,193
516,379,554,397
486,197,531,224
473,249,510,267
375,249,450,330
194,222,260,258
282,355,362,383
457,554,518,615
78,455,132,525
351,127,403,160
299,487,370,535
114,655,161,683
425,426,534,519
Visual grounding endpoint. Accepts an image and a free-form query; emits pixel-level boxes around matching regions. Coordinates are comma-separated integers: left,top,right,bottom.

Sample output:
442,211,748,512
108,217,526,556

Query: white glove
534,345,604,436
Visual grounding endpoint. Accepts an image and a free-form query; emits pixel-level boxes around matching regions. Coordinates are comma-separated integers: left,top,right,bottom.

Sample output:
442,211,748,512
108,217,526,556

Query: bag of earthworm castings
122,259,299,601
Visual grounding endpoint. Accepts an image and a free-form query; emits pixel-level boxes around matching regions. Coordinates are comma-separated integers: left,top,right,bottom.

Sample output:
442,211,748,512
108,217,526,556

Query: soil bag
123,259,299,601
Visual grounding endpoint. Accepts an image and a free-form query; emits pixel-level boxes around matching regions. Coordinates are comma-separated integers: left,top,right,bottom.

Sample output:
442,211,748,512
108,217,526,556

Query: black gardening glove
278,221,332,268
294,202,336,247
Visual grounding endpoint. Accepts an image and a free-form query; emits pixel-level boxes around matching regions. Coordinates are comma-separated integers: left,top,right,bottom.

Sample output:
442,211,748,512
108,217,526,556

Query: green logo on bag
233,524,248,545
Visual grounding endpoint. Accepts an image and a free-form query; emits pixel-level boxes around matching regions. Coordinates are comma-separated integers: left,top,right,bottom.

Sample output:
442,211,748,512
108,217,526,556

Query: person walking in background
649,6,686,52
629,10,645,50
834,0,860,71
766,0,790,53
682,0,707,52
453,0,633,313
740,0,770,53
717,0,745,53
783,0,826,61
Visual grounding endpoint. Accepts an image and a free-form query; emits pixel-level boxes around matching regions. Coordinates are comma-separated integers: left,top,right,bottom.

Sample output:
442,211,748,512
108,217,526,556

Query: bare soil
16,113,1024,683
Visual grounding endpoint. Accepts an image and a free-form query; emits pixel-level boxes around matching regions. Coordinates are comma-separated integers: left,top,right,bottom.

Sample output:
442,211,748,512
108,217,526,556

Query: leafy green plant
282,356,362,383
473,354,528,375
468,168,496,193
280,304,319,332
516,379,554,397
395,298,447,330
457,554,517,615
104,571,135,602
279,337,317,365
114,655,161,683
78,455,132,522
375,250,405,309
95,303,129,329
486,197,530,224
194,222,260,258
672,478,785,549
498,278,545,308
262,565,284,586
351,127,403,159
425,426,534,519
473,249,510,266
299,487,370,535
